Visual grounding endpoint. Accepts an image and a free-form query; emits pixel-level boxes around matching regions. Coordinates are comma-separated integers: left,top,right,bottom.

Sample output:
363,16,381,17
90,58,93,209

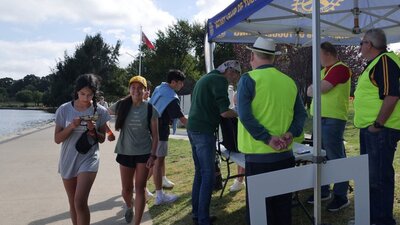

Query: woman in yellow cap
108,75,159,225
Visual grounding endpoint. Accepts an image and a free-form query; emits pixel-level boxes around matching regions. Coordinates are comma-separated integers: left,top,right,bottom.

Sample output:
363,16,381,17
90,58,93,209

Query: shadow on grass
148,188,246,225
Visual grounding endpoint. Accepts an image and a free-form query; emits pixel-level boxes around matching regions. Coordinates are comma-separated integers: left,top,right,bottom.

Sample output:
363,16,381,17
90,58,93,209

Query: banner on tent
292,0,344,14
208,0,273,40
213,30,357,45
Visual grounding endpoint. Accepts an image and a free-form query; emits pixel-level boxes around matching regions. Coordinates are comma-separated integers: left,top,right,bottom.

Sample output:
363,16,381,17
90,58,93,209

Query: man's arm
287,93,308,137
221,109,238,118
166,99,188,126
307,81,334,97
212,76,233,118
307,65,351,96
370,55,400,130
375,96,399,125
237,74,271,142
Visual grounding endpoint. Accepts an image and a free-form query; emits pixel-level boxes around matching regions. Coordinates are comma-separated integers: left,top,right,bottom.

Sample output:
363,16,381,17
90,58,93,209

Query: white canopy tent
205,1,400,224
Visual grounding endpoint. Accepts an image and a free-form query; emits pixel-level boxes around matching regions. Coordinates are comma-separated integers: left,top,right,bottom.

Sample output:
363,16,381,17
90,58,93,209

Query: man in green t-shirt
187,60,240,225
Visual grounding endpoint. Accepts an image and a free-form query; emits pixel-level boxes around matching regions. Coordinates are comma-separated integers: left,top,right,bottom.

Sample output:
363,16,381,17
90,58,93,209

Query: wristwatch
150,154,157,160
373,121,384,129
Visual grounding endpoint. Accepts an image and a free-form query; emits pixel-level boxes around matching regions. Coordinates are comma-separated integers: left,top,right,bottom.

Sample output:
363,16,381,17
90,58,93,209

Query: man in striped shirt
354,28,400,225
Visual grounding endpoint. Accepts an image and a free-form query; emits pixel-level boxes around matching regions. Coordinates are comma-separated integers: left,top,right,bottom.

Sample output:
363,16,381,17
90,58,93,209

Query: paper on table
293,142,312,154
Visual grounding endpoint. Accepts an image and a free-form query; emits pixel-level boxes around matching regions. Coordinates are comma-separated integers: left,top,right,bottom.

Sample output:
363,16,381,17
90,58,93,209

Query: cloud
0,40,77,79
0,0,176,36
192,0,233,22
82,27,94,34
0,0,176,79
118,46,139,70
106,29,127,40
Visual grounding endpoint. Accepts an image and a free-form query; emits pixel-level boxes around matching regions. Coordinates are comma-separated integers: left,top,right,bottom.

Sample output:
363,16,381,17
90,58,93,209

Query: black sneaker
327,197,350,212
192,215,217,225
124,207,133,223
306,193,331,204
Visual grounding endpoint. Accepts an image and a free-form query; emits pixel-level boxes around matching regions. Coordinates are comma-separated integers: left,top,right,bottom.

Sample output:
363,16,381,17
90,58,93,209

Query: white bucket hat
246,37,281,55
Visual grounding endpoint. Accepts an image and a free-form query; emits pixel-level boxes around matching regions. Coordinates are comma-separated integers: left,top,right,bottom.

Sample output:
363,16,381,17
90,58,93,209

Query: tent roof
207,0,400,45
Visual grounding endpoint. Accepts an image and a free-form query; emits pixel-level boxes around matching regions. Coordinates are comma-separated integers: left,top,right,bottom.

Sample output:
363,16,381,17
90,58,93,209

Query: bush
16,89,33,103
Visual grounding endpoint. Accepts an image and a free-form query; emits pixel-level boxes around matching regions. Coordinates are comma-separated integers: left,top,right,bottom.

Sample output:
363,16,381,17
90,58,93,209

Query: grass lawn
147,104,400,225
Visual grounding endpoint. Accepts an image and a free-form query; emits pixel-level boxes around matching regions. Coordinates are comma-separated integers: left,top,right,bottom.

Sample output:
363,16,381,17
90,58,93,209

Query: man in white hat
237,37,307,225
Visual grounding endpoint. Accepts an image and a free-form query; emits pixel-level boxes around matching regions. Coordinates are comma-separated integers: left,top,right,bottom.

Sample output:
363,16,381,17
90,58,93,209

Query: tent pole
204,33,215,73
312,0,323,224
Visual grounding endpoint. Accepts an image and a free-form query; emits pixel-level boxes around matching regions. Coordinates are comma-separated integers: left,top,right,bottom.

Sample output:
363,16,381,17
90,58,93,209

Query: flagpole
139,26,142,75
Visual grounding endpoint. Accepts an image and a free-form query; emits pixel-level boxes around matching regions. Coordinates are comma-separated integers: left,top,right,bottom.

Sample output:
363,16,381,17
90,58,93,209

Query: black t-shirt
367,52,400,99
159,99,184,141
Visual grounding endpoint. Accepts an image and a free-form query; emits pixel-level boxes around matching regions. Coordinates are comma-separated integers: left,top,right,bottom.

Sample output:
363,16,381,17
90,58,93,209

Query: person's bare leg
63,177,78,225
119,165,135,208
147,167,153,180
74,172,97,225
134,163,149,225
153,157,165,191
237,166,245,183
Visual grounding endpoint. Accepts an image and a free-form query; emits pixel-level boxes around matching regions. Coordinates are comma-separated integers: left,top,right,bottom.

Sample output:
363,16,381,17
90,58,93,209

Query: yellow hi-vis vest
238,67,298,154
354,52,400,129
310,61,351,121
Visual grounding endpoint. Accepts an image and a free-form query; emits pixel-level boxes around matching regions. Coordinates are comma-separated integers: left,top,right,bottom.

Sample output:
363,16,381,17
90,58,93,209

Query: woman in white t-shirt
54,74,110,225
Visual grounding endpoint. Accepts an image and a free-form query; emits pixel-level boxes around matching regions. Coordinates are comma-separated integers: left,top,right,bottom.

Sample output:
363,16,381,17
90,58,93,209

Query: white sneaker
162,176,175,188
146,188,154,199
229,179,245,192
154,193,179,205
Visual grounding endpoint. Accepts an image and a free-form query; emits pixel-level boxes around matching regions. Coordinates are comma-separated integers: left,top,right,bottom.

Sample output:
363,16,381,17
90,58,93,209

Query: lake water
0,109,55,138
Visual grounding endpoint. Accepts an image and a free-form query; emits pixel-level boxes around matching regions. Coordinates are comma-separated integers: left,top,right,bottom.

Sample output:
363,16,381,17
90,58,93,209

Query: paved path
0,125,152,225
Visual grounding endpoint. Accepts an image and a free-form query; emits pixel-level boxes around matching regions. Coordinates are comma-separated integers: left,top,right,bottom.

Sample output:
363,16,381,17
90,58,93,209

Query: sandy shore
0,124,153,225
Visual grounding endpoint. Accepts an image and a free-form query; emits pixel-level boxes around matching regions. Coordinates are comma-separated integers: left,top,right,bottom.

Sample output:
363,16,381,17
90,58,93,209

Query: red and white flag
142,32,155,50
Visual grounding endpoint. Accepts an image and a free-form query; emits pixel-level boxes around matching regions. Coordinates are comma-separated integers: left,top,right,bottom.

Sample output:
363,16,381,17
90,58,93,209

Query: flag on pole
142,32,155,50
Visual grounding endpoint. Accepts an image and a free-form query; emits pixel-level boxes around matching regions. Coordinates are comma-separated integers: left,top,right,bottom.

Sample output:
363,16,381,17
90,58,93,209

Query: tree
0,77,14,92
16,89,33,104
127,20,201,94
102,66,130,102
0,87,7,102
127,20,240,95
32,91,43,106
46,33,122,106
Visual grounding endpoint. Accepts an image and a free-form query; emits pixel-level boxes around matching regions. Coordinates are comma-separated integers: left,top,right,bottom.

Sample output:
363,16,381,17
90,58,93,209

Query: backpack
147,103,153,134
219,117,239,152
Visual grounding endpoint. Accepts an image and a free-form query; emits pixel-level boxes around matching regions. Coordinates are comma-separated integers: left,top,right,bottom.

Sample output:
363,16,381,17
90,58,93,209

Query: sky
1,0,399,80
0,0,232,80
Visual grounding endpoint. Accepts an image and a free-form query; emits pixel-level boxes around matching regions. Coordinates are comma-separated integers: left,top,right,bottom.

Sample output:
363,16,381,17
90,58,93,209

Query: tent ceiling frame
244,4,400,35
362,7,400,30
268,3,352,32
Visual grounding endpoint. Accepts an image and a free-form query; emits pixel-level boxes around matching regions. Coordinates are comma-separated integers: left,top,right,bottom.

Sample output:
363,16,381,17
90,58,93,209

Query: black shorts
116,154,150,168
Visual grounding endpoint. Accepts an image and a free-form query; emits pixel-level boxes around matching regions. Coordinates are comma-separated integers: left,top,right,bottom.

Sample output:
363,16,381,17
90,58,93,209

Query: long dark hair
73,73,100,114
115,95,132,131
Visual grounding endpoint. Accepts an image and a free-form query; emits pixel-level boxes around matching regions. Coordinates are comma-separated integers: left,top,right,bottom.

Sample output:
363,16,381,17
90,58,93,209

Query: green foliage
0,87,7,102
45,33,124,106
0,75,50,103
127,20,237,95
32,91,44,106
0,77,14,92
101,66,130,102
16,89,33,103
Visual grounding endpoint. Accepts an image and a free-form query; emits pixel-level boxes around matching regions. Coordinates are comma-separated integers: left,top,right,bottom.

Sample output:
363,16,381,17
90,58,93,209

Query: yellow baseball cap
128,75,147,89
